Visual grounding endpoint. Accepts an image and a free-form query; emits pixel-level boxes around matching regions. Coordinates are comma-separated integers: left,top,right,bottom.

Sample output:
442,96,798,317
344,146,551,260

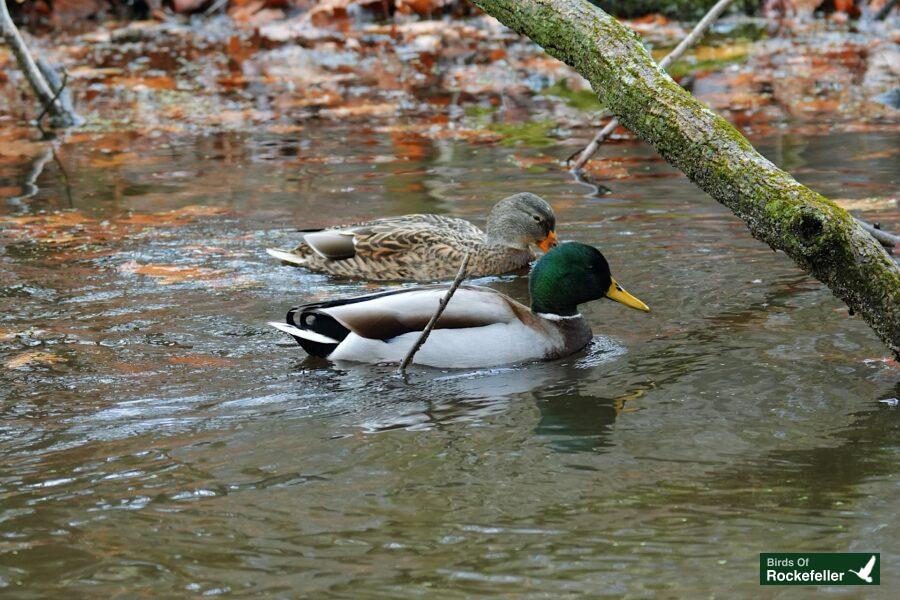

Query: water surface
1,125,898,596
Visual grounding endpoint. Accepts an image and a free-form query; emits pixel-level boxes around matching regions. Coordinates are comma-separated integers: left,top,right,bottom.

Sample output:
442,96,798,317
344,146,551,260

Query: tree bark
571,0,735,170
471,0,900,357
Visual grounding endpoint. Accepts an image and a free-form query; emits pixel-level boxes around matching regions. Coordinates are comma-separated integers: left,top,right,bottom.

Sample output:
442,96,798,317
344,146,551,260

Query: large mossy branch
471,0,900,357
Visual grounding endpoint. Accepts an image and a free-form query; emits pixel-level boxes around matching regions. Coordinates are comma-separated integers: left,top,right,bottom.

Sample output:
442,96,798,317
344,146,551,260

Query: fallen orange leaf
5,351,64,370
119,261,227,285
583,159,631,180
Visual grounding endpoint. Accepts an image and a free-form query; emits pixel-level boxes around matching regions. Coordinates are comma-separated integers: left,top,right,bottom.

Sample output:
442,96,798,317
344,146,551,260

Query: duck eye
532,215,541,222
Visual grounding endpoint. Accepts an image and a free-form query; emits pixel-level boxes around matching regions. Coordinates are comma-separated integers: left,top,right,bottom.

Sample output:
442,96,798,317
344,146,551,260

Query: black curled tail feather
285,307,350,358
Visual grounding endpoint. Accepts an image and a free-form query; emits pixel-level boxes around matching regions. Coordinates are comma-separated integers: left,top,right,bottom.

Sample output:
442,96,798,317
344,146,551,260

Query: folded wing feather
303,231,357,260
304,285,525,342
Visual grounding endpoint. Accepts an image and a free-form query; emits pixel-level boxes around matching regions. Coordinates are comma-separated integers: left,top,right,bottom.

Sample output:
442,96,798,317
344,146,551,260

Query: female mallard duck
266,192,557,282
269,242,649,368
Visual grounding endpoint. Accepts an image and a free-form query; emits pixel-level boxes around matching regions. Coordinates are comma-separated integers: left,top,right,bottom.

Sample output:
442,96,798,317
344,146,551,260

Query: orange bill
537,231,558,252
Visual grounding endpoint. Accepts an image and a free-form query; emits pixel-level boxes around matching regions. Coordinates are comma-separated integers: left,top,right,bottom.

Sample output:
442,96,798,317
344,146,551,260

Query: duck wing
268,214,486,281
327,214,482,259
861,555,876,577
293,285,523,341
268,214,483,262
272,285,544,365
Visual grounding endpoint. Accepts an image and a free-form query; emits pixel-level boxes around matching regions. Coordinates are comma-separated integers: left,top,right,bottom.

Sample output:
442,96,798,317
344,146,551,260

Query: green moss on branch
472,0,900,357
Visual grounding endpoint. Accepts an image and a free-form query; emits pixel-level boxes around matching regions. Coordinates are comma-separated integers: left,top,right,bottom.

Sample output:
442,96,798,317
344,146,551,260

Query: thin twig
856,217,899,251
397,253,471,374
35,70,68,131
38,58,77,117
569,0,736,172
569,118,618,171
0,0,77,128
875,0,898,20
204,0,229,16
564,109,611,164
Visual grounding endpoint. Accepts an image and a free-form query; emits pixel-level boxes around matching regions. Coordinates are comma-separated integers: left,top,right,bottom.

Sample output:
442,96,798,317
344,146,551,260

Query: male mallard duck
266,192,557,282
269,242,649,368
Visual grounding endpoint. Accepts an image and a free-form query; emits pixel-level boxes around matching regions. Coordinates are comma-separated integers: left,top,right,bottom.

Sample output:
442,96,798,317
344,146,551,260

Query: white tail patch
268,321,338,344
266,248,307,265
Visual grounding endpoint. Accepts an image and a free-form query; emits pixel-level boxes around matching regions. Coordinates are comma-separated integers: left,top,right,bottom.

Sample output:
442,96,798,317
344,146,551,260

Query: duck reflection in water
293,338,639,455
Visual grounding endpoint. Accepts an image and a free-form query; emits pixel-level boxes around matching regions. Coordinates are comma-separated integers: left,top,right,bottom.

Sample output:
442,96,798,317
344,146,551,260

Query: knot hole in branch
796,212,823,244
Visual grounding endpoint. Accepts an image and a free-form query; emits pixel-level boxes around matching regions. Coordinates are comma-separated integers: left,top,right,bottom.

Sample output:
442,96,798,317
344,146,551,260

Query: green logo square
760,553,880,585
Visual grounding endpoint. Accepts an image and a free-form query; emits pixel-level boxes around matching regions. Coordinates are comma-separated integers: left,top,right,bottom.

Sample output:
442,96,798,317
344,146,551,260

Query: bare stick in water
856,218,899,251
35,70,69,137
569,0,736,172
0,0,79,128
875,0,898,20
397,253,471,374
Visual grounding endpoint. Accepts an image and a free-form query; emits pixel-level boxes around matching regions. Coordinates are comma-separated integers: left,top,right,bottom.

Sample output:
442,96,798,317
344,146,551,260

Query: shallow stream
1,125,897,596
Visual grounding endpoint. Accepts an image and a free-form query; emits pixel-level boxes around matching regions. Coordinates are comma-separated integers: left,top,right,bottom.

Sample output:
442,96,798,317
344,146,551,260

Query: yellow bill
606,279,650,312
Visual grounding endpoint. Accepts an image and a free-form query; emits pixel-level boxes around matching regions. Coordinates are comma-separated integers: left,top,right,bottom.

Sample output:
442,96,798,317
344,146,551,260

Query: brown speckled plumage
268,193,557,282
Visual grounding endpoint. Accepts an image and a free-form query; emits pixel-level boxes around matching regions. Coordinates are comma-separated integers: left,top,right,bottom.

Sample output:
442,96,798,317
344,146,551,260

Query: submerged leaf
119,261,228,285
5,351,64,370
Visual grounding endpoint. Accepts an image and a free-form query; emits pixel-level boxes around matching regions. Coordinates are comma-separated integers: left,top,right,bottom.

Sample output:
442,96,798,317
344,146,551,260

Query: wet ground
1,120,898,595
3,14,899,138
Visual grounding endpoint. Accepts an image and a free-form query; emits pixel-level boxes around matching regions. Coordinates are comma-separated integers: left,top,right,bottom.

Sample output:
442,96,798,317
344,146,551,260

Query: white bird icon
848,555,877,583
